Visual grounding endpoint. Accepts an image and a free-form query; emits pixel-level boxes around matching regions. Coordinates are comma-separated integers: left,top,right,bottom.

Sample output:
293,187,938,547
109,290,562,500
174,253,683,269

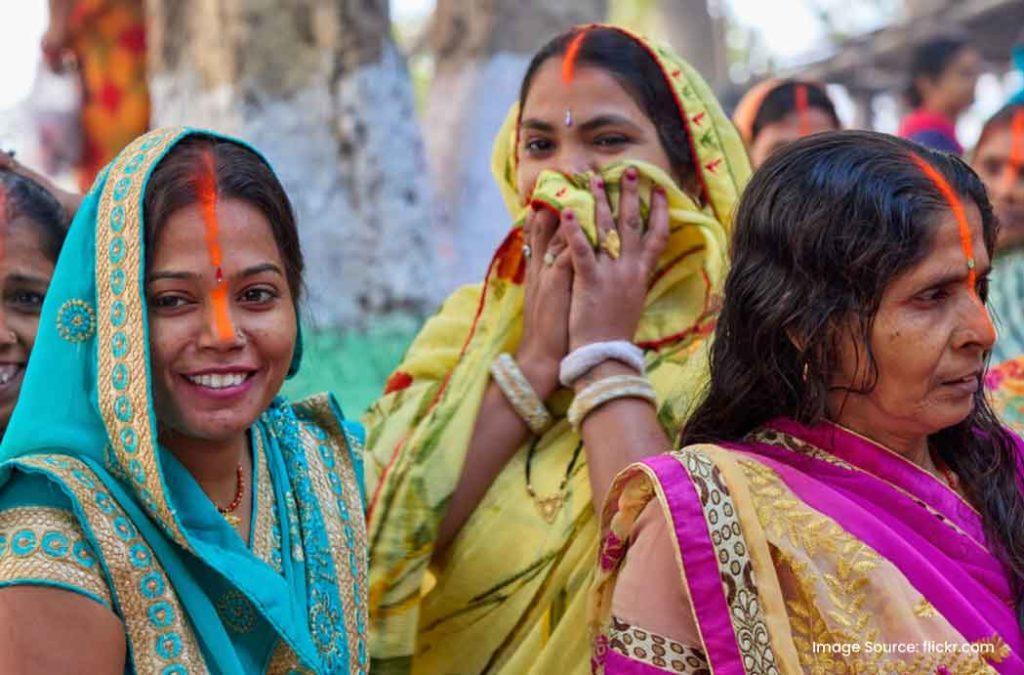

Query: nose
958,291,997,353
553,143,598,177
197,290,242,350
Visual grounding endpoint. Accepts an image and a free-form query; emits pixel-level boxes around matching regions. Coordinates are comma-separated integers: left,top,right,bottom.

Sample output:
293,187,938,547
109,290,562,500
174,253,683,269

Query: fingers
617,166,643,257
640,187,670,272
561,209,597,280
590,174,615,244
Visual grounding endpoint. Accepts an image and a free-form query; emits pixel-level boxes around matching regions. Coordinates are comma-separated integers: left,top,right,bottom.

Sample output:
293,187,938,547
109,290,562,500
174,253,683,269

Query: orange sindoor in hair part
195,151,235,341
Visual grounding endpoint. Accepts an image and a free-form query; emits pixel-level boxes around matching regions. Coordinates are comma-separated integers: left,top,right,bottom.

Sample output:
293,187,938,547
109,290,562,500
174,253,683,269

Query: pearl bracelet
567,374,657,432
559,340,646,387
490,353,552,435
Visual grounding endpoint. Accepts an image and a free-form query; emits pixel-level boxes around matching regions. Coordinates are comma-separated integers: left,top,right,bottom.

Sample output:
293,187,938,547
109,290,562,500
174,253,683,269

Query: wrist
513,349,560,400
572,360,636,393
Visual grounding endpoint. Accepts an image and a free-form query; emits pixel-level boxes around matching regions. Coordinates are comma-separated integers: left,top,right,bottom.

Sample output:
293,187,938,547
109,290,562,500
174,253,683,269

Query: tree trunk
423,0,607,289
145,0,437,328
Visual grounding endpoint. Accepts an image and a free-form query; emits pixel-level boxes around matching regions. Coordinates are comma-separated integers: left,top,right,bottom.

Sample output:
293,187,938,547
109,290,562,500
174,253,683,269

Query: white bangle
567,374,657,432
490,353,552,435
559,340,645,387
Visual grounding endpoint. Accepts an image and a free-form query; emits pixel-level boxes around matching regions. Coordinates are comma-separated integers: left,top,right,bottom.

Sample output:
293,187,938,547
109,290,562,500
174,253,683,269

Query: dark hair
518,27,697,187
143,136,304,303
750,80,840,142
906,36,971,108
681,130,1024,629
0,171,69,261
975,103,1024,156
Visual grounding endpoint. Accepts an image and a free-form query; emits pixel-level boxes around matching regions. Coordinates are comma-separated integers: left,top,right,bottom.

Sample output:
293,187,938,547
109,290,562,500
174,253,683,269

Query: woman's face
828,203,995,446
147,198,296,445
516,58,675,200
972,123,1024,250
920,47,981,115
0,219,56,430
748,108,837,168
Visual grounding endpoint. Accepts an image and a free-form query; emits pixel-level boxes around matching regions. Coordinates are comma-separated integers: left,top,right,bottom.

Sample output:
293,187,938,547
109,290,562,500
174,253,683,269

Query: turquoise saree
0,128,367,674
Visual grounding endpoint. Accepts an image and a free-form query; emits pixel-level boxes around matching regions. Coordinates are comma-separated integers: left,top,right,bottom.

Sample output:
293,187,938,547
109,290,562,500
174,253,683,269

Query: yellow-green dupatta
365,25,750,674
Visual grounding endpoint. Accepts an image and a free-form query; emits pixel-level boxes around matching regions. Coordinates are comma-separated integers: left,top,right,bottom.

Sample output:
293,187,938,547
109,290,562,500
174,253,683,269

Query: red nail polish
531,202,543,211
626,167,638,180
564,210,575,220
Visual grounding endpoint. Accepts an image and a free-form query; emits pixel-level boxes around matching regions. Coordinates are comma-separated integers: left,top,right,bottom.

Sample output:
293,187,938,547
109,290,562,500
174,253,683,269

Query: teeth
0,364,20,385
186,372,247,389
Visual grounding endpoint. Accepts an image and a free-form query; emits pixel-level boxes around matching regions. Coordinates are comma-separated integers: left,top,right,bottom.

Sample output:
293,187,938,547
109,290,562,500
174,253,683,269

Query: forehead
521,59,651,122
758,108,836,139
896,200,989,282
974,125,1012,159
150,198,282,267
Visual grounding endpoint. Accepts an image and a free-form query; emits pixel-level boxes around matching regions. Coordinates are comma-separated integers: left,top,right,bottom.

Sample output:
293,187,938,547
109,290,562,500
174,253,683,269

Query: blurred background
1,0,1021,412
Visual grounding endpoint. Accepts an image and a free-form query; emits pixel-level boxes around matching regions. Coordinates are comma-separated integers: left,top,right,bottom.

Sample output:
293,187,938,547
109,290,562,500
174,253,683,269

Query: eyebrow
519,114,643,134
920,263,992,290
148,263,284,283
4,273,51,287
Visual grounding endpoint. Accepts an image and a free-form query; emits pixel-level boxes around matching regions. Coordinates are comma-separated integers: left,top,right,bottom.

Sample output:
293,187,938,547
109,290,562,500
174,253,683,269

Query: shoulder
290,393,367,506
0,460,112,609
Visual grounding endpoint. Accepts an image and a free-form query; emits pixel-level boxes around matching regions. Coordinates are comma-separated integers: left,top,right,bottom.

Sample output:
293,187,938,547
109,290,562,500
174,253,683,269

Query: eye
150,294,191,309
916,287,950,305
8,291,44,309
523,137,554,154
976,276,990,302
594,134,629,148
239,287,278,304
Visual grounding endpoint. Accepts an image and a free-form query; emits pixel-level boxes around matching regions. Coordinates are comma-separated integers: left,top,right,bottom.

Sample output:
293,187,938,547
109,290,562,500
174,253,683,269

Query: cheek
516,165,540,202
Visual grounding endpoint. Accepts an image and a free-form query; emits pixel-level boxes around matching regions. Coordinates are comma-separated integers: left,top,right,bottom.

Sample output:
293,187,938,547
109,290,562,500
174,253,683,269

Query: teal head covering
0,128,366,673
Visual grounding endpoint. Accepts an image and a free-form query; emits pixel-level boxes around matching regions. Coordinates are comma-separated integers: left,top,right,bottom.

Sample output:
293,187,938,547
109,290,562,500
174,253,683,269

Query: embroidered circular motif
110,268,126,295
110,300,127,327
41,531,69,557
115,394,133,422
109,204,126,232
216,589,257,634
155,631,183,659
72,540,96,567
111,331,129,358
129,542,152,569
140,571,166,600
123,152,146,175
56,299,97,343
148,600,175,629
120,427,138,453
112,177,131,202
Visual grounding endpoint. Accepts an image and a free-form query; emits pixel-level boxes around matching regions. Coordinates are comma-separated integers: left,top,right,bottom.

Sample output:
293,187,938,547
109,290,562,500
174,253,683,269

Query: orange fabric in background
69,0,150,191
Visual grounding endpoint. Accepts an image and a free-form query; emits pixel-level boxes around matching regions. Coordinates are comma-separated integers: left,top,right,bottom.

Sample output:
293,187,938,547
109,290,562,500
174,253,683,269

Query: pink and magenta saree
591,419,1023,674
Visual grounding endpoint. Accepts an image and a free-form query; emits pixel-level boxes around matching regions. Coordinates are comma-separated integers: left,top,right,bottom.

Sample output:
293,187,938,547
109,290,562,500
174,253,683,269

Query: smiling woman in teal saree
0,128,367,673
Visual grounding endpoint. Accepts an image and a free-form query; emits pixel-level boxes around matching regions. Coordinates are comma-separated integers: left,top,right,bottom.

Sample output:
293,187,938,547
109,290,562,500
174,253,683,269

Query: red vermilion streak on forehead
795,83,810,137
909,152,977,290
1001,108,1024,194
561,31,588,84
195,150,234,341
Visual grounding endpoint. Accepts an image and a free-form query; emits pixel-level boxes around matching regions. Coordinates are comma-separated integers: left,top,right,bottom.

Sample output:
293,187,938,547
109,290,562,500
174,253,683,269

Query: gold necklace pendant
533,493,565,524
222,512,241,527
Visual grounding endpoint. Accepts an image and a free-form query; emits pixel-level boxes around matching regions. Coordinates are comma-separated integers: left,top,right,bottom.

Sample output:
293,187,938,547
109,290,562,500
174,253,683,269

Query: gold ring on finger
522,244,532,260
600,230,621,260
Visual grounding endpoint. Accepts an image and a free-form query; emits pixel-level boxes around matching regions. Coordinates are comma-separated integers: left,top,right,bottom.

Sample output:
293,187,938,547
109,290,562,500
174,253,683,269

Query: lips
185,372,251,389
0,363,22,386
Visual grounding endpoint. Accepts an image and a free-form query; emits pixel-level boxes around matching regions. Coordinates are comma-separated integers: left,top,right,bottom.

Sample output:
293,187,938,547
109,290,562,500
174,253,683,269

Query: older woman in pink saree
588,131,1024,673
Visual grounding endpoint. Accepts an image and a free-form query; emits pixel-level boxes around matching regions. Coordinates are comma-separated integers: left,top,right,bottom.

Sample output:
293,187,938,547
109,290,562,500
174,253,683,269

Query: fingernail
530,201,543,212
564,209,575,220
595,178,605,189
653,186,665,197
626,167,638,181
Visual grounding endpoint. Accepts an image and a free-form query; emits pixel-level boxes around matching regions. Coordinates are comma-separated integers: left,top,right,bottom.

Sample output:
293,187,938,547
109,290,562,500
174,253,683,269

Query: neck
828,401,934,470
160,428,250,506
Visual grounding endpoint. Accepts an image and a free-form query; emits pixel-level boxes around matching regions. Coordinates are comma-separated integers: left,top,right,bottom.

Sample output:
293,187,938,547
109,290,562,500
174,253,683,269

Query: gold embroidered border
251,433,281,572
676,450,781,675
265,639,314,674
297,400,368,674
95,127,191,548
0,506,111,605
17,455,206,673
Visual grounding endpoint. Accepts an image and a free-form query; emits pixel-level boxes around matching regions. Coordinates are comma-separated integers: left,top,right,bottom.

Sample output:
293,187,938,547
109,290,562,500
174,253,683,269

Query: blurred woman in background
732,78,840,167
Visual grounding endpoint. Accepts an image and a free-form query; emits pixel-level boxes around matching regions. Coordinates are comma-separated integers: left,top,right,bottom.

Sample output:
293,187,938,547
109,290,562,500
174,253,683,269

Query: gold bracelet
489,353,552,435
567,374,657,432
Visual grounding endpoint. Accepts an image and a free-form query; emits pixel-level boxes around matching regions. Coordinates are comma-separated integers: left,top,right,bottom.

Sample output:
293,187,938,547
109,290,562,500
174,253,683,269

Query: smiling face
515,58,676,200
147,198,296,445
828,202,995,445
0,218,56,430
